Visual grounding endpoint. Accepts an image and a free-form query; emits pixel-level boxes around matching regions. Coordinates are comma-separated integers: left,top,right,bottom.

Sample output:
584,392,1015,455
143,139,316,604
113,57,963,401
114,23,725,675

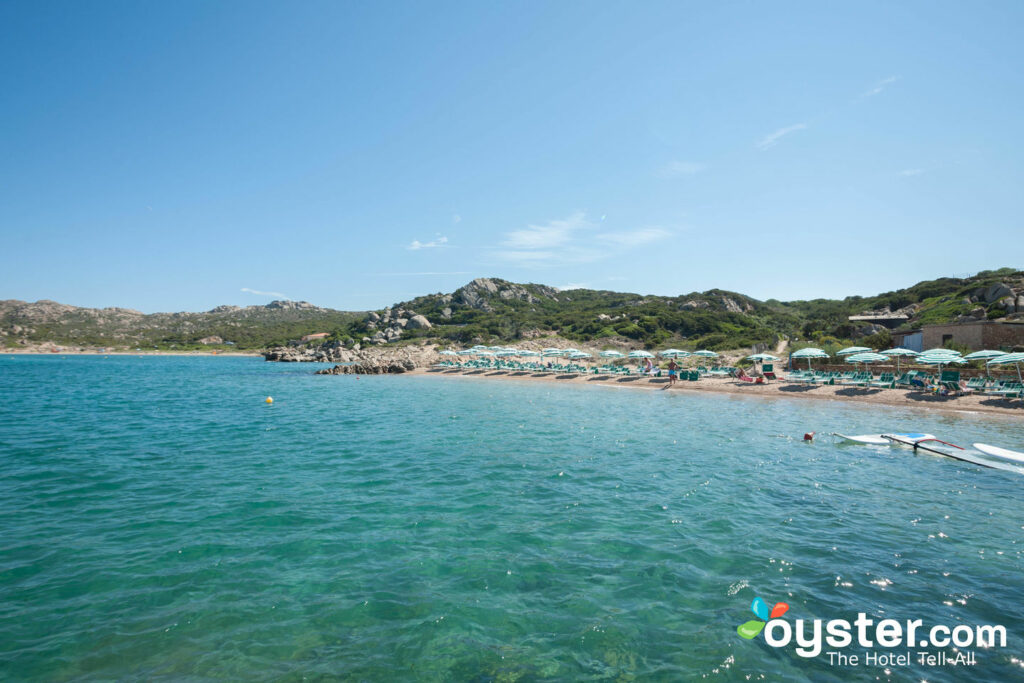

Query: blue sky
1,1,1021,312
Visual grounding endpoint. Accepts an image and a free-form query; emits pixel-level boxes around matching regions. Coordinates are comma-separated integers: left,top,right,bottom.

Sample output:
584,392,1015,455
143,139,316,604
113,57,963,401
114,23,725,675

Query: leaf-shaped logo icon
770,602,789,619
737,620,766,640
751,597,771,621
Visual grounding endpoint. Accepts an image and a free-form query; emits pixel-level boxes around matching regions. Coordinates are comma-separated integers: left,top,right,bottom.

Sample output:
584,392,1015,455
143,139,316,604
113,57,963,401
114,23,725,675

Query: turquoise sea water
1,356,1022,681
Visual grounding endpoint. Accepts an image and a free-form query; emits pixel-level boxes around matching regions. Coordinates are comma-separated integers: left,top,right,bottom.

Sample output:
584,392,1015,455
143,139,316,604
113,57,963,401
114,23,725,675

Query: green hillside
4,268,1021,352
331,268,1024,351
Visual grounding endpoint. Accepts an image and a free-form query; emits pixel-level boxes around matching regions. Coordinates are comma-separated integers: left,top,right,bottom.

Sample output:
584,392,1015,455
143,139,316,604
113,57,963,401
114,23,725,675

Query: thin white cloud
862,76,899,98
452,214,461,224
241,287,290,299
493,213,673,267
556,283,590,291
408,235,449,250
501,211,588,250
756,123,807,151
659,161,705,178
900,168,925,176
597,228,672,247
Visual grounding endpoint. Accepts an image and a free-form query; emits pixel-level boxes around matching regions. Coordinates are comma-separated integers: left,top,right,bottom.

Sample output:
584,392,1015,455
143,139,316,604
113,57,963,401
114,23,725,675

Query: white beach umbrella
519,350,540,357
628,350,655,358
693,350,719,358
915,351,966,378
791,347,829,370
917,348,962,358
964,350,1009,361
987,352,1024,383
836,346,871,356
745,353,779,361
542,349,565,357
439,350,458,356
599,350,624,358
879,347,919,373
457,349,476,356
568,350,592,359
844,352,889,372
659,349,690,358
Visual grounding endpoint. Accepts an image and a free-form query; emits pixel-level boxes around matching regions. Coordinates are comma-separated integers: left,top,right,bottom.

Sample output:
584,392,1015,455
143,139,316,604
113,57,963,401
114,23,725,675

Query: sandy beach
419,366,1024,419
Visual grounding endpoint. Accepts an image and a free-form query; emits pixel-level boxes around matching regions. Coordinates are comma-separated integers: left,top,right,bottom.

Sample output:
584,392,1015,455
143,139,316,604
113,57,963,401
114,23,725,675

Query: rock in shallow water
316,359,415,375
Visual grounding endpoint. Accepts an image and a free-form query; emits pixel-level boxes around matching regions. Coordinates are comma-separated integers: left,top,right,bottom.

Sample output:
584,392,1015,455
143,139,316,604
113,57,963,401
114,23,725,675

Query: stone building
893,321,1024,352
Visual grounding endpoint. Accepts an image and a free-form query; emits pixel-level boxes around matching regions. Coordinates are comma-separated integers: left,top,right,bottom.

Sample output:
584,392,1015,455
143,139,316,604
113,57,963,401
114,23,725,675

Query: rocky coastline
263,339,442,374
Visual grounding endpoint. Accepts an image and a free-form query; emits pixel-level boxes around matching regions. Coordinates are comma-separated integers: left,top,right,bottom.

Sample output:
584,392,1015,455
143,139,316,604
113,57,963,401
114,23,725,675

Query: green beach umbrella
745,353,779,361
693,350,719,358
915,351,965,378
659,349,690,358
439,350,458,356
844,352,888,372
599,350,624,358
519,350,540,357
836,346,871,356
791,347,829,370
628,350,655,358
542,349,565,357
879,347,919,373
457,349,476,356
987,352,1024,383
964,350,1008,361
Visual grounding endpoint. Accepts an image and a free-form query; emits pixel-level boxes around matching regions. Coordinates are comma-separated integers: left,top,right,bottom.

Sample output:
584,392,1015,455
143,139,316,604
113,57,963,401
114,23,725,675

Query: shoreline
412,367,1024,419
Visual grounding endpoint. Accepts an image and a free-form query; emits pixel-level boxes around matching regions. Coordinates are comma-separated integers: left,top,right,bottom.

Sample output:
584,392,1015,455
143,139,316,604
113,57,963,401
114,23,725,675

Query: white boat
833,432,935,446
973,443,1024,465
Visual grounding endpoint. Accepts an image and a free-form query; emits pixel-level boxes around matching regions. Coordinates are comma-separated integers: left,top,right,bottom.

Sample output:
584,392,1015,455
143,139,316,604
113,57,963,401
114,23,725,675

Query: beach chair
869,372,895,389
762,363,777,380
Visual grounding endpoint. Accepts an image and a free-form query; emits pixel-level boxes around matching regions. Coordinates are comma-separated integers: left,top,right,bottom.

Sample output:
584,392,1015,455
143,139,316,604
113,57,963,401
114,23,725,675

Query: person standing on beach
667,359,678,385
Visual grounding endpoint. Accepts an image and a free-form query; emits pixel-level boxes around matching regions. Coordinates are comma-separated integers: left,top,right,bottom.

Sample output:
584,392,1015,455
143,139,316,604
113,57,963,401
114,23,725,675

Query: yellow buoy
265,396,273,404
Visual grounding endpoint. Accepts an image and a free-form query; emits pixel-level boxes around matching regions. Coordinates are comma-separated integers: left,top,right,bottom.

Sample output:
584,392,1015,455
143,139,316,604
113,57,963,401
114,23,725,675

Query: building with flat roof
893,320,1024,352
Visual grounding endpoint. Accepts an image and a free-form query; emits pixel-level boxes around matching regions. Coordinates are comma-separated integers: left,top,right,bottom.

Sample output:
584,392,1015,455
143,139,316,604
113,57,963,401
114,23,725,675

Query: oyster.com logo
737,597,789,639
735,595,1006,667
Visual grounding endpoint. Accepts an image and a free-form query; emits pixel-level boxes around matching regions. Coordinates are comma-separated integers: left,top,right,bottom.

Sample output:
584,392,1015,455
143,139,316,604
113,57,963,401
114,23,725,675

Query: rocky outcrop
197,335,224,345
721,296,753,314
264,339,440,369
407,314,432,329
451,278,558,312
265,300,318,310
316,359,416,375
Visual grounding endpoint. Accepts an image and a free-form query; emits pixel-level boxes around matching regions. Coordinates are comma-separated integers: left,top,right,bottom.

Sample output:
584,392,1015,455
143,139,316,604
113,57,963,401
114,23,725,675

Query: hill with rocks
5,268,1022,354
0,299,360,350
290,268,1023,358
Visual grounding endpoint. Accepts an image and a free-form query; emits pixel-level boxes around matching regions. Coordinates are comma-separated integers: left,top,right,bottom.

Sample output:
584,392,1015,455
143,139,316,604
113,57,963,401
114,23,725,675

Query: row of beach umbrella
785,345,1021,376
438,346,720,362
440,344,1024,381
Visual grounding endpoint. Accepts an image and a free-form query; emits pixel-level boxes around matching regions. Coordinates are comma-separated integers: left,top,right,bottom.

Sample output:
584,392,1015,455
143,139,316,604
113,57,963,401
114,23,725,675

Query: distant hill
334,268,1024,351
4,268,1022,352
0,299,360,350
